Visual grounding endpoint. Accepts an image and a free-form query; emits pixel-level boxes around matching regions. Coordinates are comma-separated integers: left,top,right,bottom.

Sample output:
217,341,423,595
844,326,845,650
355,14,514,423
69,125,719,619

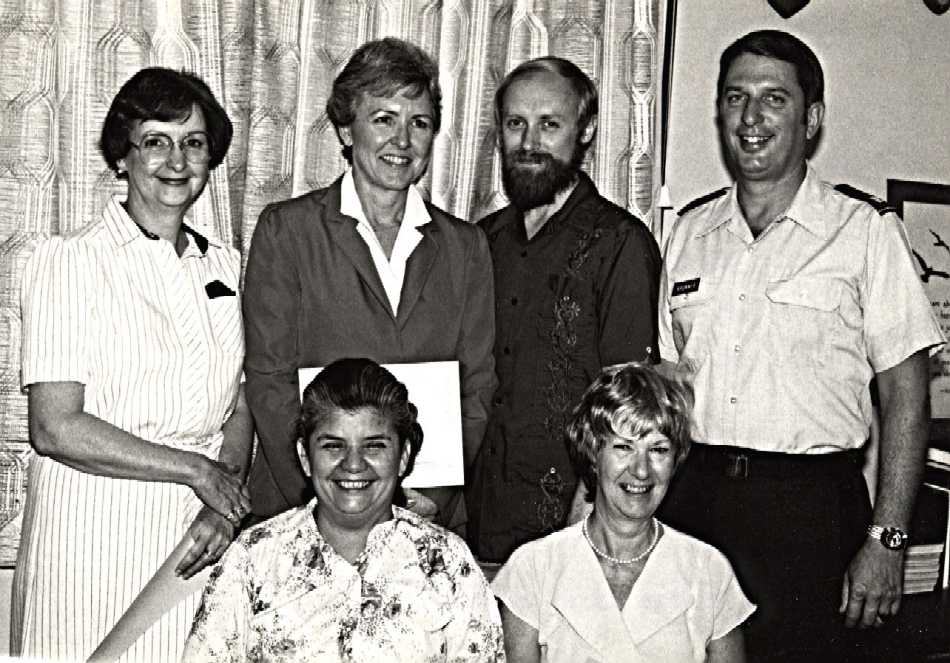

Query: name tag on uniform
672,278,700,296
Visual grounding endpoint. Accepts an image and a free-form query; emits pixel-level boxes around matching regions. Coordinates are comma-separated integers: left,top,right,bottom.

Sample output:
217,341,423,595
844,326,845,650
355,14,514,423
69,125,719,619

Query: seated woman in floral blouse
183,358,504,662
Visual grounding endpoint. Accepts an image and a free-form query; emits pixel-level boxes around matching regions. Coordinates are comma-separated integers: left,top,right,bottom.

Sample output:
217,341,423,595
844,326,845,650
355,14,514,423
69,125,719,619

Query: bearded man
466,56,661,563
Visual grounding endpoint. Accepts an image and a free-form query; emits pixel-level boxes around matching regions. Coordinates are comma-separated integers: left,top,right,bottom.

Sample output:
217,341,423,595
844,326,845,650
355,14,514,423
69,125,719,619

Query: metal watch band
867,524,909,549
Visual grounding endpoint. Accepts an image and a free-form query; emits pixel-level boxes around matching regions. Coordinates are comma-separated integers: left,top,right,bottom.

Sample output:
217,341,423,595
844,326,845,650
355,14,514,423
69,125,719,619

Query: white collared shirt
658,164,945,453
21,195,244,449
340,170,430,317
492,521,754,662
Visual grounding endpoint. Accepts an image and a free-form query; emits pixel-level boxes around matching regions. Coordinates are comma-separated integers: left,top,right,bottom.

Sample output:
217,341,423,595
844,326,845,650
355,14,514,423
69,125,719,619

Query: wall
662,0,950,229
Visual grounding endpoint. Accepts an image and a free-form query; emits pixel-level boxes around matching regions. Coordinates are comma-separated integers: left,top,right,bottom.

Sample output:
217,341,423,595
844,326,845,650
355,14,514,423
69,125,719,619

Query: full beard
502,148,580,212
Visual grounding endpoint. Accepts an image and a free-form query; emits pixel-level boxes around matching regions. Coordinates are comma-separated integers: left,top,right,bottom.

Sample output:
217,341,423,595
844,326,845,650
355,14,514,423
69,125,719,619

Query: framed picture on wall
889,179,950,444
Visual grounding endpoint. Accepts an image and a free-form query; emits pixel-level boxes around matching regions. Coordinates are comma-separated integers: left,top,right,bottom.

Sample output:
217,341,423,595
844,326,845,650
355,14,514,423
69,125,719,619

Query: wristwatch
867,525,909,550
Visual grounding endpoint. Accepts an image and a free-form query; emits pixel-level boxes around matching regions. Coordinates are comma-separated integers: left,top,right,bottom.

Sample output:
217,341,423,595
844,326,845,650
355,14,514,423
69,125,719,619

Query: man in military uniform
466,56,661,563
658,30,944,660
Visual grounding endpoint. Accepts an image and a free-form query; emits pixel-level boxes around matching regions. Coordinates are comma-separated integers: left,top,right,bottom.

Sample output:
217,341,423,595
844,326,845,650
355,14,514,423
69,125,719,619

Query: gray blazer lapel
325,208,394,318
397,221,439,329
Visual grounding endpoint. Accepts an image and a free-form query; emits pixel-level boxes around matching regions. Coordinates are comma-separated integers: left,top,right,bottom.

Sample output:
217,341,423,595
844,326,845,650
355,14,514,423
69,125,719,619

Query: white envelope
298,361,464,487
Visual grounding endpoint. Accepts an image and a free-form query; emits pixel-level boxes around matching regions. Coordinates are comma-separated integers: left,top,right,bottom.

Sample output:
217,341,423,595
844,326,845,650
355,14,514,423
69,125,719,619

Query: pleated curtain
0,0,663,564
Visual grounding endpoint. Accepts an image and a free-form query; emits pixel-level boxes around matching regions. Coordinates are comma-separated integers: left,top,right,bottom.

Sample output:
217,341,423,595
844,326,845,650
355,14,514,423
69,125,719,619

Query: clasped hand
190,457,251,525
176,506,236,579
176,458,251,578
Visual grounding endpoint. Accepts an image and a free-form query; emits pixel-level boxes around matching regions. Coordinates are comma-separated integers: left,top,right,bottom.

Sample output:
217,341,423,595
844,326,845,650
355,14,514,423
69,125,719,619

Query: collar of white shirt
340,170,431,317
548,523,693,657
699,163,829,240
103,194,220,259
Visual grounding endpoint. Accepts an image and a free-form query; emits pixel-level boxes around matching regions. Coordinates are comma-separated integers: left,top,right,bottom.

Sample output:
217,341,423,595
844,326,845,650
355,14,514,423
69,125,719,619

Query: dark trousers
658,444,883,662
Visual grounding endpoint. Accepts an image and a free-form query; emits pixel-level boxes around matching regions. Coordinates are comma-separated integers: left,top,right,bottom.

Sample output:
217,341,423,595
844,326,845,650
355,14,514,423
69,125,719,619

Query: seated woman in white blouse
183,358,504,662
492,362,754,662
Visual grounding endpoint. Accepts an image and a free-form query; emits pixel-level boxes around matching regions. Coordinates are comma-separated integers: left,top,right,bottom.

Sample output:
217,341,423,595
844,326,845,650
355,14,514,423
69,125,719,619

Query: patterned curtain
0,0,663,564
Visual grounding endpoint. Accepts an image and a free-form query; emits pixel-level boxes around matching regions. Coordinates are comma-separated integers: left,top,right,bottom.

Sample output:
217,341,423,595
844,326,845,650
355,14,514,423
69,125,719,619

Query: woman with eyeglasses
12,67,252,662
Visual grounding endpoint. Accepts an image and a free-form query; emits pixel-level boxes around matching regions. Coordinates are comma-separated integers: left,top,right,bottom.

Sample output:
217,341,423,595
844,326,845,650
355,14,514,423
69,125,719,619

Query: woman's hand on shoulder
175,505,237,579
404,487,438,520
188,456,251,524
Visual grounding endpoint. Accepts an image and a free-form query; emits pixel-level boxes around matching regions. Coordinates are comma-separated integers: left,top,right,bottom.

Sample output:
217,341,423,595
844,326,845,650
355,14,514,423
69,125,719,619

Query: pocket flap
766,277,842,311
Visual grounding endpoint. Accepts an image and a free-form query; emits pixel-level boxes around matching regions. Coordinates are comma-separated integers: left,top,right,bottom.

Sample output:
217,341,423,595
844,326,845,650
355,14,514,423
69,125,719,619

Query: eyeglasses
128,132,211,164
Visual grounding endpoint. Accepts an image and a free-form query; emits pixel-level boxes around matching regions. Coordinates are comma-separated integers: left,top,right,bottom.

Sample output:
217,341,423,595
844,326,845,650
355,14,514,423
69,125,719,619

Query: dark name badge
671,278,700,296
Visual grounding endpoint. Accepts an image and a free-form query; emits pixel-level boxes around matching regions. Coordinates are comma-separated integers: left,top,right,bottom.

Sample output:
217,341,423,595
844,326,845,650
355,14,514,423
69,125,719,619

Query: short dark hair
718,30,824,108
326,37,443,134
494,56,598,141
567,362,694,502
99,67,232,177
296,358,423,504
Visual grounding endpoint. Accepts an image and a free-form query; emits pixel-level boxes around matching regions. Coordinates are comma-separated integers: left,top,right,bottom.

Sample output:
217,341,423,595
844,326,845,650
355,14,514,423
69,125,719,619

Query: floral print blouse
183,501,505,662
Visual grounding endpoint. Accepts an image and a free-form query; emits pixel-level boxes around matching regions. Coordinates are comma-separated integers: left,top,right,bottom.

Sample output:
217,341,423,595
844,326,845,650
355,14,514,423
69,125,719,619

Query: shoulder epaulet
677,187,729,216
833,184,898,216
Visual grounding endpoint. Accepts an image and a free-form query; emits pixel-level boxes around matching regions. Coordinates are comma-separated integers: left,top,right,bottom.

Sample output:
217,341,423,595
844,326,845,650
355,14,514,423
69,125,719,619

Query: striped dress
11,196,244,662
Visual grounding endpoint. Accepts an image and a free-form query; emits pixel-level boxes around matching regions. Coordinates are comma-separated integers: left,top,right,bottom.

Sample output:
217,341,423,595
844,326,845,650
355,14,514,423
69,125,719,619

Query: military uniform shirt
658,164,944,453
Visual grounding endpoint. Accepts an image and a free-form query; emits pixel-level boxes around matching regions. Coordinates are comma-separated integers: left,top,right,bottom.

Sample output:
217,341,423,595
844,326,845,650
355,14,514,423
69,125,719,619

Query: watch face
882,528,907,550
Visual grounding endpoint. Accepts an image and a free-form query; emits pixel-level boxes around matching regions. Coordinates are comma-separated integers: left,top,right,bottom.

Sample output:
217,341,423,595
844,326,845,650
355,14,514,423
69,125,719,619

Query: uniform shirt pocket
669,280,718,367
765,276,843,365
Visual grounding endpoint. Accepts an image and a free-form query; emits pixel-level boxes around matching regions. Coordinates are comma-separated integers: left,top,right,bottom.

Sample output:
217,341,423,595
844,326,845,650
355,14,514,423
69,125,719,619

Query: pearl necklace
582,514,659,565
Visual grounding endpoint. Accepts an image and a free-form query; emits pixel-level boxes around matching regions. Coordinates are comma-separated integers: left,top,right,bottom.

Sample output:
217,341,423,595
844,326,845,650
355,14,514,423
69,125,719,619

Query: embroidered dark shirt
468,172,661,562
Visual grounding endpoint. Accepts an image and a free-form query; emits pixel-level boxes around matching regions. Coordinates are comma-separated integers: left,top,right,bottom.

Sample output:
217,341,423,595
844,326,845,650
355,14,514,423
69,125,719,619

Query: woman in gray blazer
243,38,496,529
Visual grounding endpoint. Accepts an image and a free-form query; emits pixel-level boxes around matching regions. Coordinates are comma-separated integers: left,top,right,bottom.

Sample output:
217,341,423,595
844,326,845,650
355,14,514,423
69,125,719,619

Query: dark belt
688,443,863,480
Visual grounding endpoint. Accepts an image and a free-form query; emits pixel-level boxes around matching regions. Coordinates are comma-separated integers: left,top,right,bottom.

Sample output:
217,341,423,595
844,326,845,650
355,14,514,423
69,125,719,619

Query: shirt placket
187,254,217,414
495,232,530,392
162,243,209,435
726,221,787,446
718,232,753,444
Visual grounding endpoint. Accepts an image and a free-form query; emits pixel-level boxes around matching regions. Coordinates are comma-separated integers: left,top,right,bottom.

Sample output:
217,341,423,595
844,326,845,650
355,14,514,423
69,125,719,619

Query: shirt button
734,344,741,353
520,250,528,258
503,346,511,355
729,396,738,404
510,297,518,305
738,293,746,301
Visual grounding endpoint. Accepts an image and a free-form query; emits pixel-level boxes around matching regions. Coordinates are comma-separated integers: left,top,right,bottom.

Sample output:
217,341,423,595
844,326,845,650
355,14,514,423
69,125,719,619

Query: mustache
508,149,557,166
